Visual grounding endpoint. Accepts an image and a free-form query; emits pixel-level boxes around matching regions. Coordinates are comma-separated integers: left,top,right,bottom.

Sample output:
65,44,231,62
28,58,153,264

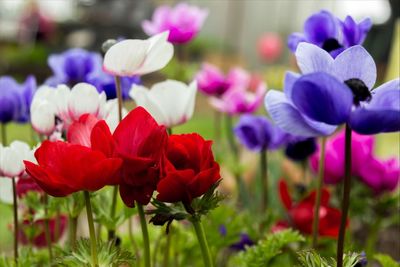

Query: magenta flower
210,72,266,115
310,130,399,194
196,63,230,96
142,3,208,44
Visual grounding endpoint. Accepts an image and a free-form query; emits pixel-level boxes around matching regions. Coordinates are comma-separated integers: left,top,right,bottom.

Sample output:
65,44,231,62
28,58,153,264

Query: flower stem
137,203,151,267
43,194,53,263
114,75,123,122
191,218,214,267
163,228,172,267
336,125,352,267
312,137,327,248
108,185,119,241
12,177,18,263
225,114,249,207
260,149,268,212
68,215,78,250
1,123,6,145
84,191,98,267
167,128,172,135
214,111,221,143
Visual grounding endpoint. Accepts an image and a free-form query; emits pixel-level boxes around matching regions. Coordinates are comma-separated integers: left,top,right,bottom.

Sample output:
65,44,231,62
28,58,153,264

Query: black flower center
322,38,342,52
344,78,372,105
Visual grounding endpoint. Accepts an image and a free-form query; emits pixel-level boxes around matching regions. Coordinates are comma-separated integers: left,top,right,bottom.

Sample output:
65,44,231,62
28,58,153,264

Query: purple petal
291,72,353,125
295,43,333,74
341,16,372,47
264,90,336,137
283,71,300,100
287,32,306,52
234,115,273,151
303,10,338,45
368,79,400,110
332,45,376,89
350,109,400,134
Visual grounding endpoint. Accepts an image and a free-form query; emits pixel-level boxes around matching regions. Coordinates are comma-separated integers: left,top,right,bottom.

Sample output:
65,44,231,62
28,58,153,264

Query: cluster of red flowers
24,107,221,208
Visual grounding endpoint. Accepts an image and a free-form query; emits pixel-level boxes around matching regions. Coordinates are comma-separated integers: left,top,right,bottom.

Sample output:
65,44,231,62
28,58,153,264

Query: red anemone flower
24,120,122,197
113,107,168,207
156,133,220,204
274,179,345,237
18,215,67,248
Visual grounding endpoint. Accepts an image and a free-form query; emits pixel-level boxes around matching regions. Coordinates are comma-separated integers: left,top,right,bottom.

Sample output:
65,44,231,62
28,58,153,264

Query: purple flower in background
46,48,102,86
285,138,317,162
86,72,141,100
265,43,400,136
142,3,208,44
196,63,231,96
288,10,371,57
46,48,140,100
0,75,36,124
234,114,289,152
229,233,254,251
310,130,399,194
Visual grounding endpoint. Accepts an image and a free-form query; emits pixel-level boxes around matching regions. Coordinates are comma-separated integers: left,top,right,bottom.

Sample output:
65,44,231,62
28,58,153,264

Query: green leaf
233,229,305,267
374,254,400,267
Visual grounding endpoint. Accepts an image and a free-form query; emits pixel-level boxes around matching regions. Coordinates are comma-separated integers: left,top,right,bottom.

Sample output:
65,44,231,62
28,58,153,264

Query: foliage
373,254,400,267
55,238,135,267
232,229,304,267
297,250,361,267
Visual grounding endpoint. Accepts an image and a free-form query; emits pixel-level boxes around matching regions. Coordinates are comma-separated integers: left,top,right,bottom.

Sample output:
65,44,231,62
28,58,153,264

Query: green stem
312,137,327,248
43,194,53,263
128,218,140,266
365,217,382,260
163,229,172,267
191,218,214,267
214,111,221,143
1,123,6,145
336,125,352,267
68,216,78,250
167,128,172,135
108,185,119,241
260,149,268,212
114,75,123,122
225,115,249,207
84,191,98,267
12,177,18,263
137,203,151,267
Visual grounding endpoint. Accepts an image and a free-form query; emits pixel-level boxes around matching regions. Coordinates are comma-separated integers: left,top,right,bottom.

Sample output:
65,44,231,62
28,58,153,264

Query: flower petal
265,90,336,137
135,32,174,75
295,43,333,74
303,10,338,45
332,45,376,88
283,71,300,100
350,109,400,134
291,72,353,125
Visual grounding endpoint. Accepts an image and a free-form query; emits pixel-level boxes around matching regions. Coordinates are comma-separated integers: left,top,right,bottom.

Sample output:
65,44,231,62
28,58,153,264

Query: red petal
278,179,292,210
91,120,115,157
67,114,99,147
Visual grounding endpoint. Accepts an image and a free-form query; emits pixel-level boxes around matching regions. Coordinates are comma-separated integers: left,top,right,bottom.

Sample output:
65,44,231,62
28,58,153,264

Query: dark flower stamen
344,78,372,105
322,38,342,52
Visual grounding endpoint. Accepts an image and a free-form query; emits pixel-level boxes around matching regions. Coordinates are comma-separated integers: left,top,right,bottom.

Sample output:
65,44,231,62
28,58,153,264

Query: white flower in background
103,32,174,76
0,141,34,178
100,99,128,132
130,80,197,127
30,83,117,136
0,178,13,204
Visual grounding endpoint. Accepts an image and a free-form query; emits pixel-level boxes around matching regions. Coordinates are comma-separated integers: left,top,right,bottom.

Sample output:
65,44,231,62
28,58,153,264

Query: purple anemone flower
142,3,208,44
234,114,290,152
0,75,36,124
45,48,102,86
288,10,371,57
46,48,140,100
196,63,231,96
265,43,400,136
229,233,254,251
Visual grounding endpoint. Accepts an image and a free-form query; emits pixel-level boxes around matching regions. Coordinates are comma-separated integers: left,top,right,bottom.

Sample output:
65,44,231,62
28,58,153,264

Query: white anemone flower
103,31,174,76
0,141,34,178
130,80,197,127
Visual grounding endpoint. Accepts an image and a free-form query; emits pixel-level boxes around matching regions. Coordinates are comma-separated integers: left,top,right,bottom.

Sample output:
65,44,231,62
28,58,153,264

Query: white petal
0,141,30,177
104,99,128,132
103,39,150,76
68,83,102,121
31,101,56,135
0,178,13,205
129,84,168,125
135,32,174,75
